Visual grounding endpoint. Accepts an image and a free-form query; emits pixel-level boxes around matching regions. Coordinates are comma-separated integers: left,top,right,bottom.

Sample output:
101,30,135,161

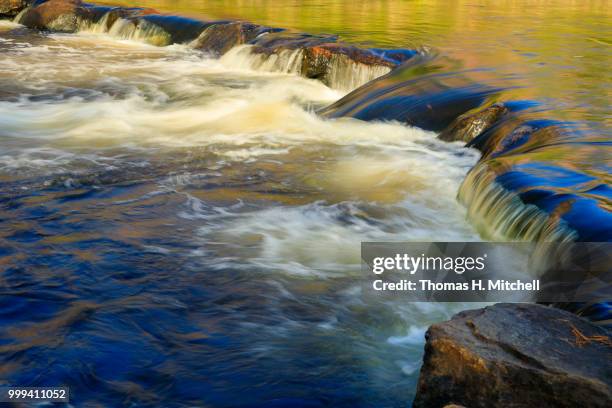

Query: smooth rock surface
414,303,612,408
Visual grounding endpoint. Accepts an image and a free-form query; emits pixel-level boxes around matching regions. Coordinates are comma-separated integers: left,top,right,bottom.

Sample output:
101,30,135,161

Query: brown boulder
414,303,612,408
18,0,86,32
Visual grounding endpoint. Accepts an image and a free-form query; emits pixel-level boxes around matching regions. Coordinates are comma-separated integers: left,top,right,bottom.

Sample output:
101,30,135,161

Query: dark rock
414,303,612,408
0,0,30,17
138,14,210,44
438,103,509,142
193,21,276,56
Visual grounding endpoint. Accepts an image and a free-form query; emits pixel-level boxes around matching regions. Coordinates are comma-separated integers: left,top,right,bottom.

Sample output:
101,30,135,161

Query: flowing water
0,1,610,407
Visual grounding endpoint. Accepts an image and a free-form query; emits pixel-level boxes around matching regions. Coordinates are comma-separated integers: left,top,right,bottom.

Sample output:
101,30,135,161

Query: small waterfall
78,14,173,46
8,7,394,91
219,45,391,91
219,45,305,75
75,11,112,34
325,54,391,91
458,163,577,243
12,7,30,24
106,18,172,46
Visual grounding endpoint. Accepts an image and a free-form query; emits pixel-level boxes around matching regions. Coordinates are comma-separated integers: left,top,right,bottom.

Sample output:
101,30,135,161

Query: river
0,1,610,407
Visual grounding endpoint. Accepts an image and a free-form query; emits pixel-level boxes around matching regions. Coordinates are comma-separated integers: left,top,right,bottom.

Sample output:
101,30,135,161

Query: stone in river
438,103,509,143
414,303,612,408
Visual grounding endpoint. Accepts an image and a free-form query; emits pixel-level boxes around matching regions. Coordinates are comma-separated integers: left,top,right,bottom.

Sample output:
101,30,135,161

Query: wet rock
438,103,509,143
300,43,396,81
0,0,29,17
247,32,407,88
414,303,612,408
18,0,88,32
193,21,277,56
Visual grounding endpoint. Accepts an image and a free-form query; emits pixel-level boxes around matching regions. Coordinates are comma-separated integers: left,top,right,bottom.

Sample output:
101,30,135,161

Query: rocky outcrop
0,0,29,17
414,303,612,408
438,103,509,143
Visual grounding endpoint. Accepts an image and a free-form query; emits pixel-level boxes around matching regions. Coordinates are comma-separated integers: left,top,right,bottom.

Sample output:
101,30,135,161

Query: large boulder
414,303,612,408
18,0,88,31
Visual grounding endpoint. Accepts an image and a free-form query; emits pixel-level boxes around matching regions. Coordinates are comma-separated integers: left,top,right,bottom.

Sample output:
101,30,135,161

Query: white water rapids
0,19,486,405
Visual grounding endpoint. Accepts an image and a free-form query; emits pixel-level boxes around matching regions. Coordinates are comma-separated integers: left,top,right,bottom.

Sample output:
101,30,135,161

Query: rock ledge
414,303,612,408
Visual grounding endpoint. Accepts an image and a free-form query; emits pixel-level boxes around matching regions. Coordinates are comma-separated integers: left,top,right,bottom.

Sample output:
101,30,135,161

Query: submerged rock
438,103,509,143
414,303,612,408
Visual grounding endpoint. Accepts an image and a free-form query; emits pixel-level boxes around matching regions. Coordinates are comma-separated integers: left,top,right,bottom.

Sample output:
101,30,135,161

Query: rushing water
0,1,610,407
0,19,483,406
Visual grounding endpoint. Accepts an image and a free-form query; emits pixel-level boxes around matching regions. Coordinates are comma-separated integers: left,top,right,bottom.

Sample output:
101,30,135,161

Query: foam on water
0,24,483,406
0,26,480,268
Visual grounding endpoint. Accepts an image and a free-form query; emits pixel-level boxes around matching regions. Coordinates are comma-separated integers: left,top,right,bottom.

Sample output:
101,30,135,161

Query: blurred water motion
1,0,610,406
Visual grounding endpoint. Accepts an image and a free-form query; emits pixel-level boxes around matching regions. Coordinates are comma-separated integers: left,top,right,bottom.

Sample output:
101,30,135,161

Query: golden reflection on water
100,0,612,125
